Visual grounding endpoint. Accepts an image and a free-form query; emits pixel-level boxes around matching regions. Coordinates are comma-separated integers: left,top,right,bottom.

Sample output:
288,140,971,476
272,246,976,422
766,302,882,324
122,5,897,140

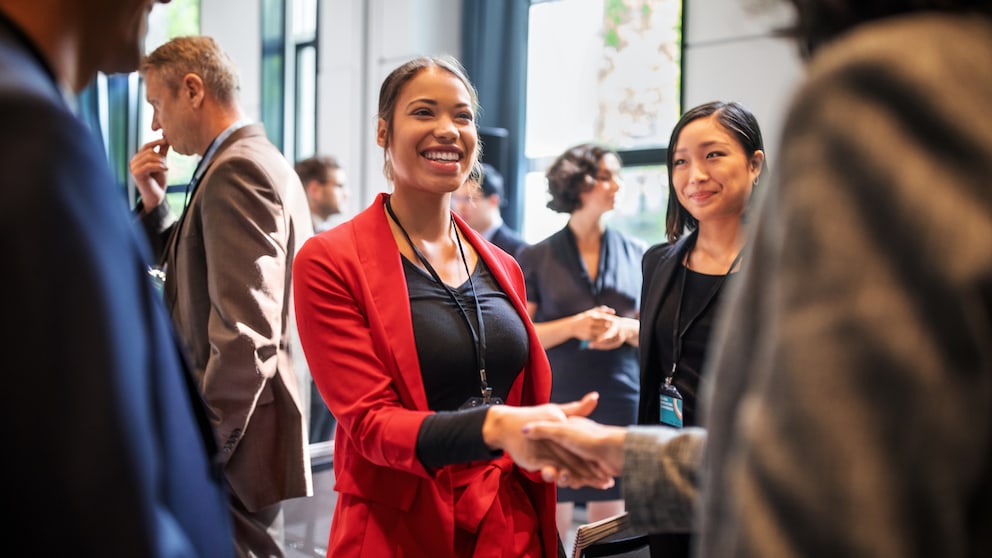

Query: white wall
683,0,804,164
202,0,262,122
201,0,801,212
203,0,460,216
361,0,462,211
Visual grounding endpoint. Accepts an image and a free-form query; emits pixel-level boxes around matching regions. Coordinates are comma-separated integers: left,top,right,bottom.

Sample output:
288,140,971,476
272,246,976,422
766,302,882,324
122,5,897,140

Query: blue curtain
461,0,529,231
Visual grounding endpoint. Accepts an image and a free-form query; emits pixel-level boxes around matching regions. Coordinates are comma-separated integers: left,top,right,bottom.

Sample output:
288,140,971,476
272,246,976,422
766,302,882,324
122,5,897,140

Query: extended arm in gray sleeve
622,426,706,533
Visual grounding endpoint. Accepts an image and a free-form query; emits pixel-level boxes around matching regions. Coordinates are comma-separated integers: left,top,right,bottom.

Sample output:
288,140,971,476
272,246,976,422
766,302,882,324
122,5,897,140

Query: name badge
659,383,684,428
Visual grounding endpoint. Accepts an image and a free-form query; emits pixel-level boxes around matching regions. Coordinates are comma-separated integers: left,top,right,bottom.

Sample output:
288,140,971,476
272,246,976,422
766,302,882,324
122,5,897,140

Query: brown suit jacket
142,123,312,511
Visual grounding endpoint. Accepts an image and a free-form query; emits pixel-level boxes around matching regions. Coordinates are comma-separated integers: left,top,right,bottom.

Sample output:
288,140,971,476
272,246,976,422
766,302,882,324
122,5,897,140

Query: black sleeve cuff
416,406,503,469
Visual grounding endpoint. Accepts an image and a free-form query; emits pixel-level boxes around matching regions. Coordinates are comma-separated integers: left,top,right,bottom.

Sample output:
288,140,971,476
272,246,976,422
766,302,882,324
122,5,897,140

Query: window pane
526,0,682,158
523,0,681,247
292,0,318,39
139,0,201,191
605,164,668,246
261,0,286,150
526,0,605,159
295,45,317,160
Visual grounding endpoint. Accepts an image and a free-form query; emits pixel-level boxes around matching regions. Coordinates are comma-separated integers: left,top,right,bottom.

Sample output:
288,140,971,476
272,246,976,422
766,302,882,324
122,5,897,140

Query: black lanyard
385,196,494,404
667,247,744,384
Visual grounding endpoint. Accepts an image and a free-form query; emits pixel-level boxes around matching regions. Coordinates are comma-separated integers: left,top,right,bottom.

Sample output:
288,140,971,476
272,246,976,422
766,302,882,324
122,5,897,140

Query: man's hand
129,138,170,212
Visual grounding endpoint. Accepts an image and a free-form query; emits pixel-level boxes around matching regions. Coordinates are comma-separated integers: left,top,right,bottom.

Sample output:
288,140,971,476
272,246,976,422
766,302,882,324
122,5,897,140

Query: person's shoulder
644,240,679,261
0,30,65,103
494,225,527,253
218,125,288,168
0,75,107,201
303,197,383,251
296,217,362,278
498,223,525,241
515,230,558,263
206,128,299,197
806,13,992,90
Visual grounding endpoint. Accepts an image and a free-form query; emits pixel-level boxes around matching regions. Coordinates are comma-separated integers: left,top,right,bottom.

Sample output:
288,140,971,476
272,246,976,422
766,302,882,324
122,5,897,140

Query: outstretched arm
522,406,705,533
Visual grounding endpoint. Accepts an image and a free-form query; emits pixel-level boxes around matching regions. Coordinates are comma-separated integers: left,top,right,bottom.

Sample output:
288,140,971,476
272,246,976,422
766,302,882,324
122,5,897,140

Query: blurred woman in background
518,143,645,541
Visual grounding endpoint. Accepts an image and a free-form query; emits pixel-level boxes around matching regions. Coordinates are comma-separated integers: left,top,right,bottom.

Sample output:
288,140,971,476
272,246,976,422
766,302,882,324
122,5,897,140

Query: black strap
667,246,744,385
385,196,493,403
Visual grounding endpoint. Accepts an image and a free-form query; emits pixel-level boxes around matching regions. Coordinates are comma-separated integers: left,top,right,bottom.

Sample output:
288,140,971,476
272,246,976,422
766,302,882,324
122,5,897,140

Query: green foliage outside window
165,0,199,38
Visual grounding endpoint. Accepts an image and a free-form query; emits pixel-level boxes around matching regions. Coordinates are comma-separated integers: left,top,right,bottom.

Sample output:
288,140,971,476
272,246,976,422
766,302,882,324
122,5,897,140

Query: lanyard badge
662,245,744,429
659,376,684,428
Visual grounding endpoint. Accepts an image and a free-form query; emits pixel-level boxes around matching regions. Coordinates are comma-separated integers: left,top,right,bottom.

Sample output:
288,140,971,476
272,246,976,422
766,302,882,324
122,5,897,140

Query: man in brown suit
130,35,312,557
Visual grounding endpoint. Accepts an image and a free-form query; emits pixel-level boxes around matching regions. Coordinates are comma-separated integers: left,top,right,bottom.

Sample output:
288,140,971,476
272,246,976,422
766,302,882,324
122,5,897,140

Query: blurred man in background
451,162,527,258
295,154,350,233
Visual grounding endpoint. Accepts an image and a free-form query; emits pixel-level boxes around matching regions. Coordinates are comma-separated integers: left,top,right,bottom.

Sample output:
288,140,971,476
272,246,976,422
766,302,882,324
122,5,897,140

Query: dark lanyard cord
667,248,745,385
385,196,493,403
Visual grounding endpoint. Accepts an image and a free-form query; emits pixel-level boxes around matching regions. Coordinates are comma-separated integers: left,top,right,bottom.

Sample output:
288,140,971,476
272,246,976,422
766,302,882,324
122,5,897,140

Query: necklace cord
385,196,492,402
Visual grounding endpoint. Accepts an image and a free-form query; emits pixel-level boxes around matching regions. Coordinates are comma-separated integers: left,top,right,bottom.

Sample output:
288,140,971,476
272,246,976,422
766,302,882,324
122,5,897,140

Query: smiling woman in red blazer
293,56,599,557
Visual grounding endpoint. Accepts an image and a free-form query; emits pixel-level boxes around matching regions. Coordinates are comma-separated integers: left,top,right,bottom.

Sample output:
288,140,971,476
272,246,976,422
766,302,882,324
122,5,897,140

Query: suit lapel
355,194,430,409
162,124,260,315
638,231,696,374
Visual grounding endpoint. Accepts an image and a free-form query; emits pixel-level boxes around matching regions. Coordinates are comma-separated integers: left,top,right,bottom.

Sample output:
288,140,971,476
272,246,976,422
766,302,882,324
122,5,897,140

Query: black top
651,267,726,426
406,257,529,467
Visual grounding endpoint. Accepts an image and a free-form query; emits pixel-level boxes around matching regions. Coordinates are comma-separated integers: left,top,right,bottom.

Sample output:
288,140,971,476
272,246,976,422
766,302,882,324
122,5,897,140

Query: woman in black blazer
638,101,765,429
636,100,765,558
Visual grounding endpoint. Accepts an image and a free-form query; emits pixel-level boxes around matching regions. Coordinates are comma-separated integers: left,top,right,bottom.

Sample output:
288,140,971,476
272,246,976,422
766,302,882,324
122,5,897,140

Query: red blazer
293,193,557,557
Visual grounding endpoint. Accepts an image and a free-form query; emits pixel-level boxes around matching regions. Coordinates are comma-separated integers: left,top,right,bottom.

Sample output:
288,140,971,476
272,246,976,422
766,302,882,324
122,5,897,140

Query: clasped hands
575,306,637,351
483,391,627,489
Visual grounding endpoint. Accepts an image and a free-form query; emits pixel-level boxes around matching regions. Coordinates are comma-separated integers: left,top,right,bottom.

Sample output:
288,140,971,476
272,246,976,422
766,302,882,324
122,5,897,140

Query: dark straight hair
664,101,764,242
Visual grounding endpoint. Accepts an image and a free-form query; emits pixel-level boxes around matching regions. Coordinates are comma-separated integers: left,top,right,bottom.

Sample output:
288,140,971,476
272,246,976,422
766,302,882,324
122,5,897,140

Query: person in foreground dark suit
451,162,528,258
0,1,233,556
519,0,992,556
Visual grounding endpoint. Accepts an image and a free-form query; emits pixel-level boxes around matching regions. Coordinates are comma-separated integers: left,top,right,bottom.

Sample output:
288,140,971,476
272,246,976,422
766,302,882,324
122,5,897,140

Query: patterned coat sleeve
622,426,705,533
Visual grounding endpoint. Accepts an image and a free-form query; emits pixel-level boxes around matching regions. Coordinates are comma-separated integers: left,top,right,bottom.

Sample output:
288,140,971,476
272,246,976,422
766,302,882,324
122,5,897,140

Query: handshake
482,392,628,488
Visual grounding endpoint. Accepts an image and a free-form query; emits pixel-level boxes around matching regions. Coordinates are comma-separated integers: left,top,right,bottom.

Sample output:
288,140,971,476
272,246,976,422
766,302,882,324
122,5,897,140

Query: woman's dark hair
664,101,764,242
785,0,992,56
546,143,620,214
376,55,480,181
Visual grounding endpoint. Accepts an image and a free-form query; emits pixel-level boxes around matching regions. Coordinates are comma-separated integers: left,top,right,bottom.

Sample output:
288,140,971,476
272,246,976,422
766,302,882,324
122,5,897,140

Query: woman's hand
482,392,614,488
587,316,640,350
572,306,617,342
521,414,627,488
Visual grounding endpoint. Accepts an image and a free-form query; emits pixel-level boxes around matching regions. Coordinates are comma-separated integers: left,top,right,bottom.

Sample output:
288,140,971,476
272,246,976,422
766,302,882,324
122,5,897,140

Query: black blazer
636,231,696,424
490,223,528,259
